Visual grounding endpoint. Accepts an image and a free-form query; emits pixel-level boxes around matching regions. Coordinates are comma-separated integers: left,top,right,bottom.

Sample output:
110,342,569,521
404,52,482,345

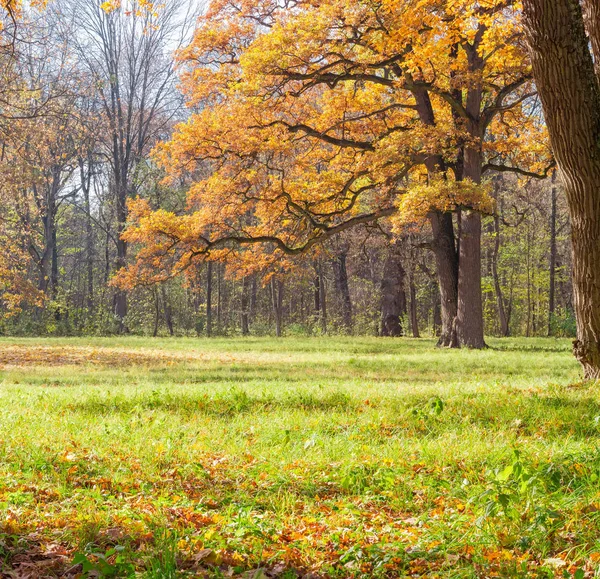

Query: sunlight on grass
0,337,597,578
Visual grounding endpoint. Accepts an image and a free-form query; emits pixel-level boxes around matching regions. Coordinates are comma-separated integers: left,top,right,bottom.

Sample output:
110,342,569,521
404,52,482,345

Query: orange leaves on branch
392,178,496,234
118,0,551,288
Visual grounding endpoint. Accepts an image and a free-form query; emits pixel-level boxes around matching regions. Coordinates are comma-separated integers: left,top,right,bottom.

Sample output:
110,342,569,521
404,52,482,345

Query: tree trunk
412,89,460,347
523,0,600,377
271,278,284,337
455,43,486,349
332,251,353,334
206,262,213,337
548,170,558,336
114,181,128,333
429,211,459,347
380,242,407,337
161,285,174,336
80,158,95,316
241,276,250,336
492,213,510,337
409,273,420,338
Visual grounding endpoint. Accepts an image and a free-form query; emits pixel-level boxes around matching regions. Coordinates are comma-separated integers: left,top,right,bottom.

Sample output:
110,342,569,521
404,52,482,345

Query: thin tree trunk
153,288,160,337
217,262,222,334
271,278,284,337
332,251,353,334
206,262,213,337
523,0,600,377
80,158,94,316
548,170,558,335
492,213,509,337
409,272,420,338
318,264,327,334
241,276,250,336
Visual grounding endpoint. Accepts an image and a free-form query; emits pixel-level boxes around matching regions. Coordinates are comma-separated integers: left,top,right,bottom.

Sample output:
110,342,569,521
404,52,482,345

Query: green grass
0,336,598,577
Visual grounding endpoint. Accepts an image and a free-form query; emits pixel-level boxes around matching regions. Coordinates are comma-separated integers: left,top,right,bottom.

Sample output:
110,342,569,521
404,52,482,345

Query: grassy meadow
0,336,598,577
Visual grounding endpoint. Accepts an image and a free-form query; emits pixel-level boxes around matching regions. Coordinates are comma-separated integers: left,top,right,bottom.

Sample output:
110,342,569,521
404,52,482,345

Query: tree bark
332,250,353,334
455,41,486,349
271,278,284,337
206,262,213,337
548,170,558,336
492,213,509,337
380,242,407,337
241,276,250,336
429,211,459,347
161,285,174,336
409,272,420,338
523,0,600,377
412,88,460,347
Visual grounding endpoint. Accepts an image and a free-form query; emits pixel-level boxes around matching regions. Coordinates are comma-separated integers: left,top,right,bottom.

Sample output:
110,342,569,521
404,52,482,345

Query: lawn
0,336,597,578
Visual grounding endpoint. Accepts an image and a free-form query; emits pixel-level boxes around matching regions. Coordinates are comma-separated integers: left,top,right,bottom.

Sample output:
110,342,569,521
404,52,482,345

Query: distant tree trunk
492,213,509,337
380,242,407,337
161,285,174,336
80,157,94,316
523,0,600,377
271,278,284,337
217,263,223,334
313,273,321,317
241,276,250,336
548,170,558,336
332,251,353,333
409,271,420,338
318,264,327,334
153,287,160,337
206,262,213,337
114,184,129,334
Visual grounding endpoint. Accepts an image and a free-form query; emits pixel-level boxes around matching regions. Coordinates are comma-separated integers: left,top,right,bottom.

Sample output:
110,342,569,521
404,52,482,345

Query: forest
2,0,600,578
0,0,572,343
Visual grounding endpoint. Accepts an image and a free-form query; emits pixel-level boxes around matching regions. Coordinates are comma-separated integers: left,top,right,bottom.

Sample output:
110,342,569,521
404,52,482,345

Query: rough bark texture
380,242,407,337
429,211,459,347
456,40,486,349
523,0,600,378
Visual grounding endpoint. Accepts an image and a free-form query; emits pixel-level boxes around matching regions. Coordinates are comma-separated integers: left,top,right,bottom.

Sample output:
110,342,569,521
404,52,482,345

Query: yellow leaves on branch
100,0,160,17
393,178,496,233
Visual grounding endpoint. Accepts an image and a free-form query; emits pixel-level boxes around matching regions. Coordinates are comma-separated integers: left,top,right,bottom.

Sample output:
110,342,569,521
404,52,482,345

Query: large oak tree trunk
455,44,486,349
413,88,460,347
523,0,600,378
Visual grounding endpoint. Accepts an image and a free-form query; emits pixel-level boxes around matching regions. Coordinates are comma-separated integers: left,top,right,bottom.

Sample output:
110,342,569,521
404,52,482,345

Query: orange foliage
117,0,552,289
